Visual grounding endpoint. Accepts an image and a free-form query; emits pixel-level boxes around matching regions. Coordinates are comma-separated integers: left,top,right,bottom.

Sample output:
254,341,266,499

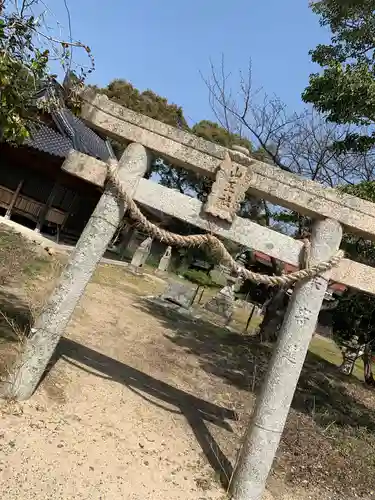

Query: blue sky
48,0,330,126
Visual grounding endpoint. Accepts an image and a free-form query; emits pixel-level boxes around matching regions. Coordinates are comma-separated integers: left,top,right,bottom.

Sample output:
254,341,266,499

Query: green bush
332,290,375,346
145,253,161,269
182,269,215,287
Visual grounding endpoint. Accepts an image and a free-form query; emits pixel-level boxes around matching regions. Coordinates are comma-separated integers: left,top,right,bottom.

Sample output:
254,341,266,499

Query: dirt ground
0,270,259,500
1,281,230,500
1,227,375,500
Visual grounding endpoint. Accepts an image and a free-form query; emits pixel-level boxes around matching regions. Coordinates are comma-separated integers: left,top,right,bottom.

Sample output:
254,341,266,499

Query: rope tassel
107,162,344,287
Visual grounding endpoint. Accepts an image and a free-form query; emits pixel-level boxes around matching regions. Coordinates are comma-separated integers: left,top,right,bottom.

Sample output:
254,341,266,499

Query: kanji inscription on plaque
204,151,252,223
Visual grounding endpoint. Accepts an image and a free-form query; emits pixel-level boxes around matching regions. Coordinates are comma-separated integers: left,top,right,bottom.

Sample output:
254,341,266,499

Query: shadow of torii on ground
49,337,237,488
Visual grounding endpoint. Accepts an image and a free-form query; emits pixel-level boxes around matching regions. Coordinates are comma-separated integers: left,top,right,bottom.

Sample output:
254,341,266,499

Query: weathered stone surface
80,89,231,163
157,246,172,272
229,218,343,500
58,151,375,295
161,282,197,309
62,150,107,186
134,178,375,295
231,145,251,157
130,237,152,269
210,266,230,287
8,143,151,401
81,91,375,241
145,296,195,318
119,229,144,256
204,152,251,223
204,285,235,320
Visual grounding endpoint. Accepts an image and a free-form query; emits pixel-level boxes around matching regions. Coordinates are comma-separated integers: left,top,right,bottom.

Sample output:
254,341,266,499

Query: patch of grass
0,225,58,287
280,413,375,498
309,335,364,381
0,227,33,285
309,335,342,364
92,263,166,296
22,256,50,277
231,305,263,332
0,226,65,383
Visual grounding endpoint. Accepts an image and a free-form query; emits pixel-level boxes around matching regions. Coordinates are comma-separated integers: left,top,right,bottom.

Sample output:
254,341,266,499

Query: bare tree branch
204,57,375,187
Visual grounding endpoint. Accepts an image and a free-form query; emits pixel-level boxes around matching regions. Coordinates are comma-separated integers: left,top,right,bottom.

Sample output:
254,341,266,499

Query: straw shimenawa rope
107,161,344,287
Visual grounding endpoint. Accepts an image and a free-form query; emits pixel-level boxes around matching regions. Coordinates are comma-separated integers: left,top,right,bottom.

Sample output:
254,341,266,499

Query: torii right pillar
229,218,342,500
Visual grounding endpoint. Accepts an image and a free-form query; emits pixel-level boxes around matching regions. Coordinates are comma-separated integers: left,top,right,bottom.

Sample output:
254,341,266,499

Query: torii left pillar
5,143,151,401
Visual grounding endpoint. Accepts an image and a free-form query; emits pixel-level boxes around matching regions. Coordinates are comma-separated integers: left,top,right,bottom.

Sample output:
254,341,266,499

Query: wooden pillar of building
4,179,24,219
61,193,78,232
55,192,78,243
34,182,59,233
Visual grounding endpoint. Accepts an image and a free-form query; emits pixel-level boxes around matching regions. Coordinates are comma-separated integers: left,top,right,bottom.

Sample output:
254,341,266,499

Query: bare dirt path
0,282,242,500
1,249,374,500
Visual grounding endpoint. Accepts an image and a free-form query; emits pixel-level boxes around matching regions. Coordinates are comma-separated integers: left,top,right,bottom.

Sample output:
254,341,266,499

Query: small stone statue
340,336,365,376
130,237,153,270
157,246,172,273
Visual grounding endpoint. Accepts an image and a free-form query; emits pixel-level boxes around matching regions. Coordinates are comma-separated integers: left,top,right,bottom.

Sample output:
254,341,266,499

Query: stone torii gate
6,90,375,500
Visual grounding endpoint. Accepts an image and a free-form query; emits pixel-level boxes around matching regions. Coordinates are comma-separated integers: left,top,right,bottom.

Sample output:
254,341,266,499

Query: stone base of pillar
154,269,167,278
127,264,144,275
204,284,235,322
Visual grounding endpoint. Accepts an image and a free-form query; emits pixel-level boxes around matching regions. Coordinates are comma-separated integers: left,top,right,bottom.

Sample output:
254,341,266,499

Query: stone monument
204,250,249,323
156,246,172,274
129,236,153,272
161,282,197,309
204,281,235,323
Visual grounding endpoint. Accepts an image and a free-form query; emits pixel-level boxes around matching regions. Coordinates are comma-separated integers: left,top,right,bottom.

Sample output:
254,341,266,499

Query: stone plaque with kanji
204,151,252,223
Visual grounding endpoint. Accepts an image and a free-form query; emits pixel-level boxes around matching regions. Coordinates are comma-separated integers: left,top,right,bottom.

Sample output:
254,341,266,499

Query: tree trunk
363,344,375,386
256,255,286,343
258,288,286,343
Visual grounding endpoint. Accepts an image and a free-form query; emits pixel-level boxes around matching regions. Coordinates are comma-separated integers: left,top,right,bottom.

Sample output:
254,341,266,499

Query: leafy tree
330,181,375,384
0,0,93,144
303,0,375,152
93,79,189,129
192,120,252,150
206,58,369,186
332,289,375,385
203,59,366,340
0,4,49,142
339,182,375,265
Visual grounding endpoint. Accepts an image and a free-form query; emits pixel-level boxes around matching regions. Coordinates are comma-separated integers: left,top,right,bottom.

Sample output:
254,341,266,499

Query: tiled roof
25,122,73,158
51,108,111,161
23,80,112,162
